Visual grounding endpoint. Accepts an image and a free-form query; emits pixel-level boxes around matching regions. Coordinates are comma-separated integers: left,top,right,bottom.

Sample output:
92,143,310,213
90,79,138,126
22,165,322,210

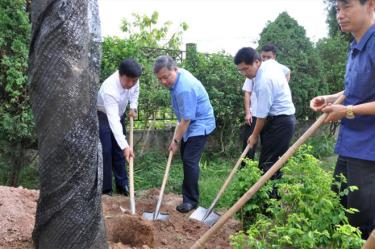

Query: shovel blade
189,206,221,227
142,211,169,221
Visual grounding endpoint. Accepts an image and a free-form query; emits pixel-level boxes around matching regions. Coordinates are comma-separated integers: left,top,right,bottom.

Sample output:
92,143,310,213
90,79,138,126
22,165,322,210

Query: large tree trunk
28,0,107,248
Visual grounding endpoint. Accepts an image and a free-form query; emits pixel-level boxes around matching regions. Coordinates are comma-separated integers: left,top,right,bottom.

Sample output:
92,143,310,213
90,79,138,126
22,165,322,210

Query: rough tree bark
28,0,107,248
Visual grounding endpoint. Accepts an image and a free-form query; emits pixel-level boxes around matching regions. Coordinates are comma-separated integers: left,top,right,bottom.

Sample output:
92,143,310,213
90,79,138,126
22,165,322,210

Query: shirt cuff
119,139,129,150
130,103,138,110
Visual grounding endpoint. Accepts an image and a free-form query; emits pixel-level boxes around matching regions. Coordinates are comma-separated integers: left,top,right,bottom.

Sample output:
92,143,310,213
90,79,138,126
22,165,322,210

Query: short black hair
336,0,368,4
118,59,142,78
261,44,277,55
234,47,260,65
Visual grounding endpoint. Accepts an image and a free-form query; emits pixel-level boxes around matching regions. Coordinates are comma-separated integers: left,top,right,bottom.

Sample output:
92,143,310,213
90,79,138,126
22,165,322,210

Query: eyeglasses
157,71,173,82
237,66,250,75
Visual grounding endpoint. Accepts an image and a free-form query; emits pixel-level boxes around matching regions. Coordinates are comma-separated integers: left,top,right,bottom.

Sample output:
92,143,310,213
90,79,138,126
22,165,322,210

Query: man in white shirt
97,59,142,196
260,44,291,82
235,47,295,181
241,44,291,163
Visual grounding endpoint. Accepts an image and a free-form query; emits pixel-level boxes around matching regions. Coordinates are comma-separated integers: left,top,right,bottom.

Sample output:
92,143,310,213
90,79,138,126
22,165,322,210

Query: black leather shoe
102,190,112,196
116,185,129,196
176,203,197,213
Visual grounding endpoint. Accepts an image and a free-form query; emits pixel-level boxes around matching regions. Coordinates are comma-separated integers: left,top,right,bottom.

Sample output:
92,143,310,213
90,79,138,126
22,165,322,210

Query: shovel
143,125,178,221
128,116,136,214
363,229,375,249
189,144,252,226
190,95,346,249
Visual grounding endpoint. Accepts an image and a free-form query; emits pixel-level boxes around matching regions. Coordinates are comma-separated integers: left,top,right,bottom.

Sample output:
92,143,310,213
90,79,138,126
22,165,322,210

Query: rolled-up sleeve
129,82,139,110
177,90,196,120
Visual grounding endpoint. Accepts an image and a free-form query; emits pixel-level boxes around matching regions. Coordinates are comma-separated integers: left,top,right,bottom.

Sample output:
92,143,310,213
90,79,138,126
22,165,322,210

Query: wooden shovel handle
154,124,178,217
190,95,346,249
129,116,136,214
363,230,375,249
205,144,251,218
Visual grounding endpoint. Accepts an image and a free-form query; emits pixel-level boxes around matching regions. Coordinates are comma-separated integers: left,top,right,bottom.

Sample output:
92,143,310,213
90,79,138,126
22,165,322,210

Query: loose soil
0,186,240,249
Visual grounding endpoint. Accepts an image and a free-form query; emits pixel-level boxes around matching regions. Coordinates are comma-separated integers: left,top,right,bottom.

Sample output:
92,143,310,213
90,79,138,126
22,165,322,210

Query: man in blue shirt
310,0,375,239
234,47,296,182
153,55,216,213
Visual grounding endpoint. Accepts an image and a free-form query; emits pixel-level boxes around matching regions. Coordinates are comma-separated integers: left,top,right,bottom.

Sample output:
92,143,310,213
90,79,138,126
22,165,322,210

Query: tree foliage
316,34,348,94
258,12,328,119
101,11,188,125
0,0,35,186
183,51,243,154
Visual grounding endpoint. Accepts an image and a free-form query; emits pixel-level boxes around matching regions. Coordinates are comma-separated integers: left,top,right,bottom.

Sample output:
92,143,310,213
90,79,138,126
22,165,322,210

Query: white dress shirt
253,60,295,118
97,71,139,150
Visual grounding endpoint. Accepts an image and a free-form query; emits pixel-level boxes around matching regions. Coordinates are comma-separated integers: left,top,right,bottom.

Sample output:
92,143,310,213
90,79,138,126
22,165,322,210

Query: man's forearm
251,117,267,137
174,119,190,142
352,101,375,115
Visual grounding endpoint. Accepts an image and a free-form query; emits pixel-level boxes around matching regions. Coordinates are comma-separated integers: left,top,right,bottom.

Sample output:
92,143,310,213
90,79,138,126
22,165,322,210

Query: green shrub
230,146,364,249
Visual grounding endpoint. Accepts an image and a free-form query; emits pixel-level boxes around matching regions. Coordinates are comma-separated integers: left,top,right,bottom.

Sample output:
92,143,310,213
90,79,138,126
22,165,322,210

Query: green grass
199,159,234,207
134,150,235,207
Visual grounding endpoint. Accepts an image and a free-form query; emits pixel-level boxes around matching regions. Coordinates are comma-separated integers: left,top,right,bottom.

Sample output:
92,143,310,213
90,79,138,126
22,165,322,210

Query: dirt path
0,186,240,249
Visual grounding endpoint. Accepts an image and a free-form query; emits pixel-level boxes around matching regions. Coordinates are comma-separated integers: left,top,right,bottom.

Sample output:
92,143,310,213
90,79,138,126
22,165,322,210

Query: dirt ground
0,186,240,249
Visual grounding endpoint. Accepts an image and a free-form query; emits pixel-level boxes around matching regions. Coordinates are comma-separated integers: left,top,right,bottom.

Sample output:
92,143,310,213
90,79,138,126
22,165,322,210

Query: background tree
258,12,327,119
0,0,35,186
101,11,188,128
183,49,243,154
29,0,106,248
315,34,348,95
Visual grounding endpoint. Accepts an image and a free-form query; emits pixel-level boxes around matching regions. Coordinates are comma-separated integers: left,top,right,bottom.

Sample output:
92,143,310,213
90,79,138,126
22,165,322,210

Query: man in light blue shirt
234,47,296,181
153,55,216,213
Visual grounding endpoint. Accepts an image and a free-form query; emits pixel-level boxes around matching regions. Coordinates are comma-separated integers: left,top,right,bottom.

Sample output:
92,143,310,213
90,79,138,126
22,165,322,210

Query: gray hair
153,55,177,74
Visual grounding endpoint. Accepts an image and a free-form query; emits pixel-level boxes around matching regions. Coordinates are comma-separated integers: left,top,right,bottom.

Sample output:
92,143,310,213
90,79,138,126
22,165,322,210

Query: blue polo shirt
335,24,375,161
170,68,216,142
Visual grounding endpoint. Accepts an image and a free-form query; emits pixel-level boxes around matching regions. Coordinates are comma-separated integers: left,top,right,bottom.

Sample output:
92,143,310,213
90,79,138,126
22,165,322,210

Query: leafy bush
220,159,273,227
305,133,336,159
316,34,348,95
0,0,35,186
183,52,244,154
229,146,364,248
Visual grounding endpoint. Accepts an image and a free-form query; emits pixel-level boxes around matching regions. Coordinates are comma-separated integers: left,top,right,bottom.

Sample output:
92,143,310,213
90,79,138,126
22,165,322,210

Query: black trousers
259,115,296,179
333,156,375,240
242,117,258,161
180,135,208,205
98,111,128,193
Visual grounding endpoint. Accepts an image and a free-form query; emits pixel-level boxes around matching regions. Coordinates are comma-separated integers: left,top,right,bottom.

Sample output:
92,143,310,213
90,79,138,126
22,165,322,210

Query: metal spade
189,144,251,226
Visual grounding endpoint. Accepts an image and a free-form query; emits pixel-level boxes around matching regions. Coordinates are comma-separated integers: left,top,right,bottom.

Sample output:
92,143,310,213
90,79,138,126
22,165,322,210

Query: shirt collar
351,23,375,52
170,70,181,91
116,73,126,92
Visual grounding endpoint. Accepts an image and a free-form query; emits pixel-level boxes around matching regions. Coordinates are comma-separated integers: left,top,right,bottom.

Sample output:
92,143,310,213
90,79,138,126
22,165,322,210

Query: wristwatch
346,105,355,119
173,138,180,144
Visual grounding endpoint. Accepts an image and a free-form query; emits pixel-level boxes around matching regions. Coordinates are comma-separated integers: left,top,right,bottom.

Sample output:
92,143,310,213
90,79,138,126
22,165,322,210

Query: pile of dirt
0,186,37,249
0,186,240,249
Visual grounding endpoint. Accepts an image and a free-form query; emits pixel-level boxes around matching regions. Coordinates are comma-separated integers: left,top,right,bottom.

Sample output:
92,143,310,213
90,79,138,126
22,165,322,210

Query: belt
267,114,292,120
